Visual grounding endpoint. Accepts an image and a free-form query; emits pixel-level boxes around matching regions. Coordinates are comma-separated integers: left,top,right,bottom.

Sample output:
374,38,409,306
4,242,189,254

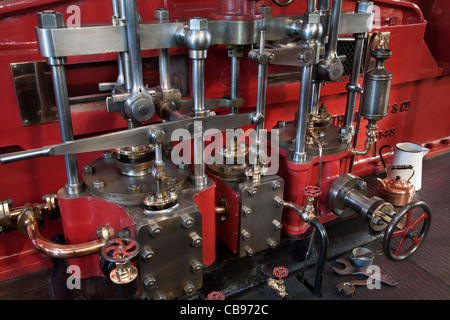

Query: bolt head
272,181,281,190
191,260,203,274
190,232,202,247
245,245,255,257
128,184,140,194
247,188,257,197
143,275,157,289
241,229,251,241
184,282,195,295
37,11,65,29
93,179,105,189
181,214,194,228
83,165,95,174
189,17,208,30
149,224,163,237
103,150,114,159
258,5,272,18
358,181,367,189
154,8,169,21
272,219,283,231
242,206,252,217
267,238,278,249
274,197,284,208
141,246,155,262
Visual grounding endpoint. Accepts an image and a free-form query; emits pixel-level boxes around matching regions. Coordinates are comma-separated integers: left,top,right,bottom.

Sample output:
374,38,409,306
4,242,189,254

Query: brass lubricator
307,103,331,143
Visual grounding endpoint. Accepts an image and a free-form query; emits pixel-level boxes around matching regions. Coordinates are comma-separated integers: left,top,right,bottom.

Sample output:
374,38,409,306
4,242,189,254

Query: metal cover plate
137,209,203,300
10,61,58,126
238,175,284,257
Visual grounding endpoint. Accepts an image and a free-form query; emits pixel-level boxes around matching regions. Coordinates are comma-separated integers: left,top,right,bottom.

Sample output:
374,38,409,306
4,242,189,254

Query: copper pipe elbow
24,210,106,259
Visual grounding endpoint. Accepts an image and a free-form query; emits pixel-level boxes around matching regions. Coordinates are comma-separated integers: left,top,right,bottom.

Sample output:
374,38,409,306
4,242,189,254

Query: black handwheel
383,200,431,261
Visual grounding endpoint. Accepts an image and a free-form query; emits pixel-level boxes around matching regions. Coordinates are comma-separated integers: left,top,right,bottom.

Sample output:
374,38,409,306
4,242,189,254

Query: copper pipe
24,210,105,259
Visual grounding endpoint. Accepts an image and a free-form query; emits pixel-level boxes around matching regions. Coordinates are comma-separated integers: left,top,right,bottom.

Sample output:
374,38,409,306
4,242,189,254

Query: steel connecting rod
123,0,155,123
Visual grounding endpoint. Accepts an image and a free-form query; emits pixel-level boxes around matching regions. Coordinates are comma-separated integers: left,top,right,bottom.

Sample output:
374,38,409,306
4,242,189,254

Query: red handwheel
101,238,139,263
383,201,431,261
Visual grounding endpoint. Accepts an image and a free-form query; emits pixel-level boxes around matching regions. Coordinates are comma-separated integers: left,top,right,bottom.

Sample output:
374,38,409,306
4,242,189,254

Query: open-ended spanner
332,259,398,286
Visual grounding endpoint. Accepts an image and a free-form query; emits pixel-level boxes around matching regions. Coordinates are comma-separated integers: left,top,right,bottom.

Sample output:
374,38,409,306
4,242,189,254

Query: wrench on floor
332,259,398,286
336,280,368,297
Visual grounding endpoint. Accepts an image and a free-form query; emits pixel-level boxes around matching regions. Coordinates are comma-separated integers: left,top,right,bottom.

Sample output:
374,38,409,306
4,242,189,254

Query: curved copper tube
25,212,105,259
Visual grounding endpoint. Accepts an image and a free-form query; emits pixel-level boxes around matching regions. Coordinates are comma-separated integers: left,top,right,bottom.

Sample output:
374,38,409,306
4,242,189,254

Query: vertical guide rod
118,0,132,93
124,0,145,95
293,65,313,163
37,10,83,194
49,58,83,194
230,51,241,115
252,30,268,175
255,30,267,137
155,8,172,92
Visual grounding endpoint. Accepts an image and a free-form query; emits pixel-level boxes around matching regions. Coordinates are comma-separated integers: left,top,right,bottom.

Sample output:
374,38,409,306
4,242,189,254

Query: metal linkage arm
0,113,255,164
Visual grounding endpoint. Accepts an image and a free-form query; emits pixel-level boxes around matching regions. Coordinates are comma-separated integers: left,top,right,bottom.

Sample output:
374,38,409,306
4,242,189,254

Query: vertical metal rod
309,80,322,114
49,60,82,194
255,30,268,136
326,0,342,60
155,8,172,92
307,0,317,12
119,0,131,92
159,49,171,91
343,33,365,131
124,0,145,94
192,59,205,115
293,65,313,163
111,0,125,89
318,0,330,11
230,55,240,114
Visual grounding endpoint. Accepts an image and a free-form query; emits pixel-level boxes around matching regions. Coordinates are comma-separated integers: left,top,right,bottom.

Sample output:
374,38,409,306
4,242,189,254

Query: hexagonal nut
154,8,169,21
149,223,163,237
303,12,320,24
181,214,195,228
128,184,141,194
37,11,65,29
191,260,203,274
247,188,257,197
189,17,208,30
258,5,272,18
190,232,202,247
83,164,95,174
184,282,196,295
93,179,105,189
358,1,374,14
143,274,157,289
242,206,252,217
141,246,155,262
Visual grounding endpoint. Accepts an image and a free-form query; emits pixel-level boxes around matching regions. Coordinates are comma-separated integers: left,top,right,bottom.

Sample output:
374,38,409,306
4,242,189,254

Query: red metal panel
193,184,217,266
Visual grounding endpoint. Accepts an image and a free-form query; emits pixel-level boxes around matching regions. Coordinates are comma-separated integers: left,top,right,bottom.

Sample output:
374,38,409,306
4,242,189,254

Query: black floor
0,153,448,301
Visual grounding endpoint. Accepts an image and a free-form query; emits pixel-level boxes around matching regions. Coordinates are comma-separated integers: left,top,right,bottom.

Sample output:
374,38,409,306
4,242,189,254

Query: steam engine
0,0,448,300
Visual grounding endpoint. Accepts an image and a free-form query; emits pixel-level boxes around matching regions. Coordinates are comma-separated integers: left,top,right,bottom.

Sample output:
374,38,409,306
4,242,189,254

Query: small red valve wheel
101,238,139,263
273,266,289,279
303,185,322,198
383,201,431,261
207,291,225,300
